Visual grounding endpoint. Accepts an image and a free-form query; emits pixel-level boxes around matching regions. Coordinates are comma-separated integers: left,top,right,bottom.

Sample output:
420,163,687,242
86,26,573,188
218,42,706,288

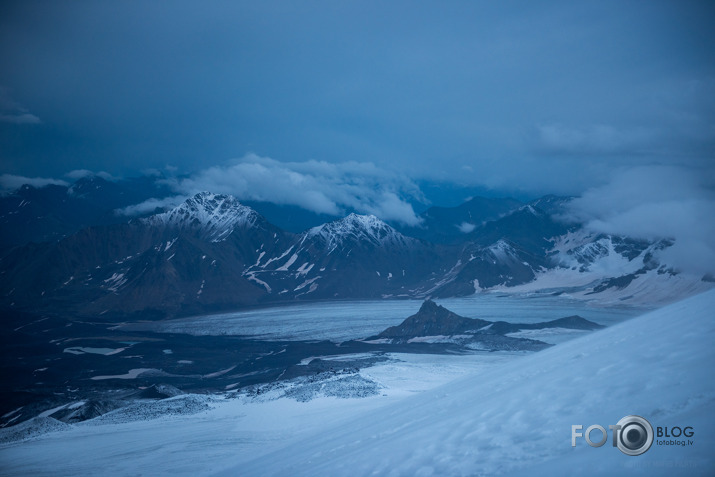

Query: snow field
2,292,712,476
224,290,715,476
0,351,511,476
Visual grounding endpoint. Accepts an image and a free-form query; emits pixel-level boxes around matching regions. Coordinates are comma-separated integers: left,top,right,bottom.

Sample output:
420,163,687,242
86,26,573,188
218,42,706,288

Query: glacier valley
1,291,713,476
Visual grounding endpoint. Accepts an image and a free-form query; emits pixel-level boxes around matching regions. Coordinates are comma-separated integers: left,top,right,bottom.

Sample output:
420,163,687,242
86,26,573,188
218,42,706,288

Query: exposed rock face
373,300,605,349
140,192,260,242
488,315,605,334
1,186,704,319
377,300,490,339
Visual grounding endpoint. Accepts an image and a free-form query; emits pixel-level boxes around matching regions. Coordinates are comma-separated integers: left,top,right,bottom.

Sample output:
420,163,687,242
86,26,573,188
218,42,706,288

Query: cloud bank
65,169,118,181
536,124,654,156
0,87,41,125
564,166,715,275
116,196,187,216
0,174,68,194
125,155,425,225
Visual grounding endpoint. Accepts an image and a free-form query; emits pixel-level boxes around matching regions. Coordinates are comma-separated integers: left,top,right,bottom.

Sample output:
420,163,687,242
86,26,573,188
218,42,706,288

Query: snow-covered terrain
305,213,415,251
506,266,712,306
225,289,715,476
120,294,641,342
494,230,714,305
0,353,512,476
141,191,259,242
1,291,712,476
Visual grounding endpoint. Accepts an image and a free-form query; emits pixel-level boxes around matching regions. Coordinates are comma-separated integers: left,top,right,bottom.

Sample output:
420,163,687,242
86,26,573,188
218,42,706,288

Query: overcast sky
1,0,713,193
1,1,714,271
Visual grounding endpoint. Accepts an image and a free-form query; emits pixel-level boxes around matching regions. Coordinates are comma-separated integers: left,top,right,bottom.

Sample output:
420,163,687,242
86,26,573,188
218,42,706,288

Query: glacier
228,289,715,476
119,293,640,342
1,290,712,476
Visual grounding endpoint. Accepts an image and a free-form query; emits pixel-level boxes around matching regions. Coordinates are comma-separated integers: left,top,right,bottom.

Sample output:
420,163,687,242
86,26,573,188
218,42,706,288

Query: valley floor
1,291,714,476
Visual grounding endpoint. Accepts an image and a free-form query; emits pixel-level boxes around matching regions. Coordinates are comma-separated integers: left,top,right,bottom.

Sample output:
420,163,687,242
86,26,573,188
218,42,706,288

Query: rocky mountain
398,196,522,244
376,300,490,338
0,175,173,250
241,213,449,300
527,194,572,216
0,192,292,318
487,315,604,334
370,299,603,350
501,228,713,305
466,205,571,255
413,206,571,297
1,184,712,318
0,193,452,317
140,192,262,242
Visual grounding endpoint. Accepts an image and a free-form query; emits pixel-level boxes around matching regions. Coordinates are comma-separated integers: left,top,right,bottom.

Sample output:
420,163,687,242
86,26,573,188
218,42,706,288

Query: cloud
65,169,118,181
0,87,41,124
457,222,476,234
536,124,653,155
0,112,41,124
157,154,425,226
0,174,69,194
115,195,187,216
141,168,163,177
564,166,715,275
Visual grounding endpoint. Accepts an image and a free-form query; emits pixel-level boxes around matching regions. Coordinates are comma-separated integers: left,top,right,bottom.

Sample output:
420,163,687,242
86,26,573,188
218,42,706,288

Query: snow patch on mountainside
487,230,713,305
487,239,522,263
552,230,639,274
497,264,712,306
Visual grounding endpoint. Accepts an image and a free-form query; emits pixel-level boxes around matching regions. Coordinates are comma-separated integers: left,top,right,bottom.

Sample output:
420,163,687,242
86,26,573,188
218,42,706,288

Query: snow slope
499,265,712,306
1,292,712,476
223,289,715,476
494,230,714,305
0,354,508,476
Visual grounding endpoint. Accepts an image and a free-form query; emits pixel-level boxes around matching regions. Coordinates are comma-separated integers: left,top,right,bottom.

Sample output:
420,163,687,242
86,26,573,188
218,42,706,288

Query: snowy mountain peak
307,213,411,249
484,240,522,263
518,204,542,216
339,213,390,231
67,175,110,197
142,192,259,241
488,239,515,254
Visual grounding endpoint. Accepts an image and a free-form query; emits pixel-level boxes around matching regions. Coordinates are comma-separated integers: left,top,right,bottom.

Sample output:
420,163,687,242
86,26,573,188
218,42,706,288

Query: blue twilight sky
0,1,714,236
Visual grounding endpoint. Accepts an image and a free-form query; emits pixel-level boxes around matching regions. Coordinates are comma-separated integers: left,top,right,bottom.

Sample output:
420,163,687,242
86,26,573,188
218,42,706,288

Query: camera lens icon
615,415,653,456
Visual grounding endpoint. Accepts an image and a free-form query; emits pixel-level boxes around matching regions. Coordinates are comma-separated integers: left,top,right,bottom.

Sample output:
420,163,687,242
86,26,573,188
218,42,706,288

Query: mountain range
1,177,712,319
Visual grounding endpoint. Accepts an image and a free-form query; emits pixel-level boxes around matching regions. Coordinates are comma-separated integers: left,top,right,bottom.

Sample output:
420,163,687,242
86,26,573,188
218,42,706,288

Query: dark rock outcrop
378,300,490,339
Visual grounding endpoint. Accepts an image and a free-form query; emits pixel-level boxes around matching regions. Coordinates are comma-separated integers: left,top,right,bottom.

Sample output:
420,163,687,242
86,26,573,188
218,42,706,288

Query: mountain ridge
373,299,603,343
1,186,711,318
140,192,260,242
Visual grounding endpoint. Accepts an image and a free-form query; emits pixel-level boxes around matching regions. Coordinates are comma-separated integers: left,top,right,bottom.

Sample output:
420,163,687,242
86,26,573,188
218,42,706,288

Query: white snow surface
120,294,640,342
89,368,156,380
1,291,713,476
222,289,715,476
63,347,126,356
501,265,713,306
493,230,714,305
141,192,258,242
0,353,511,476
306,213,414,251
